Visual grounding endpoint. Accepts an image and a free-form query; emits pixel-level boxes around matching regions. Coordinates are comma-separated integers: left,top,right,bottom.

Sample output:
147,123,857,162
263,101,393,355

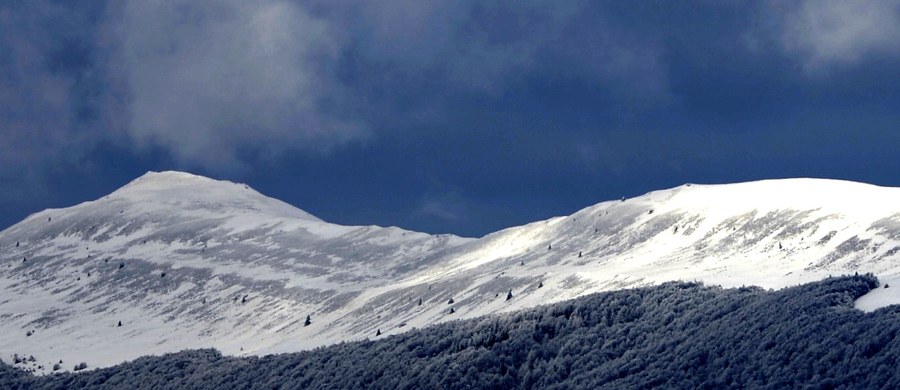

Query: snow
854,276,900,312
111,171,323,223
2,172,900,372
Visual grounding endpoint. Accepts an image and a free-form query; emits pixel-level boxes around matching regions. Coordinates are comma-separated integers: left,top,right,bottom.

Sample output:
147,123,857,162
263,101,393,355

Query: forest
3,274,899,389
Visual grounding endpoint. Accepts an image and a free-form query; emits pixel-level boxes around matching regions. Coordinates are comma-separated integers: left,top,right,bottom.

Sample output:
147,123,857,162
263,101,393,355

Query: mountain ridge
2,171,899,372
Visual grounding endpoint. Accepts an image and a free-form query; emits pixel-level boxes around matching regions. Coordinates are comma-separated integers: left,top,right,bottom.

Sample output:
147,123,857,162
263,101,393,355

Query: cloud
104,0,670,169
759,0,900,73
345,0,667,98
0,2,113,210
1,1,671,174
0,2,86,167
105,0,368,169
343,1,561,94
415,192,468,223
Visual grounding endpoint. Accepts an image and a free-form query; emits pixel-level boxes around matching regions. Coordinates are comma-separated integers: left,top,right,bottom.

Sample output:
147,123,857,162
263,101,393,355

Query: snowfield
2,171,899,373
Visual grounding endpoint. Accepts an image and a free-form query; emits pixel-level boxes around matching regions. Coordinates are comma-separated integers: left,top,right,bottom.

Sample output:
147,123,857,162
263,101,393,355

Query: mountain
2,171,899,372
0,171,471,371
7,276,897,388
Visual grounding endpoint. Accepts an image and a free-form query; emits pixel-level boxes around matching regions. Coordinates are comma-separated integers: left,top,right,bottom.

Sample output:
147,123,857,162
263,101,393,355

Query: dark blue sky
2,1,899,237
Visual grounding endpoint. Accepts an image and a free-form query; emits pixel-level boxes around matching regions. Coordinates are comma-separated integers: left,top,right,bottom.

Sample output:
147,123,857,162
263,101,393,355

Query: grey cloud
0,2,85,167
0,2,109,209
108,0,671,166
759,0,900,74
339,0,667,97
2,0,671,173
416,192,468,222
107,0,368,169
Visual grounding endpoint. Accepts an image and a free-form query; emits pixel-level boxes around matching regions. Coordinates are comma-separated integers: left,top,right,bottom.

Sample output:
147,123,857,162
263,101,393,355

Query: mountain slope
7,276,897,389
0,171,471,371
2,172,900,372
308,178,900,350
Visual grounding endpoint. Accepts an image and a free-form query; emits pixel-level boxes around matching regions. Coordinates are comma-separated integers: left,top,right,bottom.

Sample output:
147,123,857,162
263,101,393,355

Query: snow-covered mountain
2,171,900,372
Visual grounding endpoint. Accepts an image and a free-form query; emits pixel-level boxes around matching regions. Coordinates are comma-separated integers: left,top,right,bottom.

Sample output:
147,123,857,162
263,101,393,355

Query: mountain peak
107,170,322,222
120,171,226,191
643,177,898,219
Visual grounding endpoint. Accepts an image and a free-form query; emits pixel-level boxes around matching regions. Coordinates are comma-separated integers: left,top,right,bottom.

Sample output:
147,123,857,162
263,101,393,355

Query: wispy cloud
757,0,900,74
415,192,468,223
0,2,89,167
105,0,368,169
1,1,671,173
0,2,110,209
344,0,669,98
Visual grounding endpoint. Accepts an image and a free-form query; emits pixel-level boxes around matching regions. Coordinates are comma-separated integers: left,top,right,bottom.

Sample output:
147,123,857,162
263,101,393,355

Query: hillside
0,171,470,370
2,172,900,371
5,275,898,389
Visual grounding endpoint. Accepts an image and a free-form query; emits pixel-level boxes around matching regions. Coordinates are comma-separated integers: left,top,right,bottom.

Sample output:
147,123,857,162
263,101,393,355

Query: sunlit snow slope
0,172,470,372
2,172,899,373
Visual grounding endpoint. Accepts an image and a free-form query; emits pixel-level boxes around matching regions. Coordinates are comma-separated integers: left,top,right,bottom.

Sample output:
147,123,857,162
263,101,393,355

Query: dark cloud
104,0,368,169
1,1,899,236
78,0,668,170
0,2,83,166
0,2,114,209
751,0,900,74
1,1,668,170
